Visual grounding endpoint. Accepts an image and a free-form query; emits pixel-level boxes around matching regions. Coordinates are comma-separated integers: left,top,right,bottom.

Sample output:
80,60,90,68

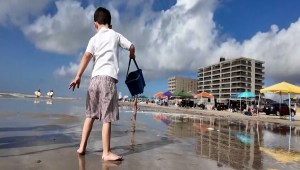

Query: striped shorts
85,76,119,123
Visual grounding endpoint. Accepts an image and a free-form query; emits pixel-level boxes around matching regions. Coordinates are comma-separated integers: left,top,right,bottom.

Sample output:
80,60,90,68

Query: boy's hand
129,44,135,59
69,76,81,91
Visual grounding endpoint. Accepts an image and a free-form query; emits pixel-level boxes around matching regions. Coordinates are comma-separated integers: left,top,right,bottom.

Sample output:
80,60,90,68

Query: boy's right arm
117,33,135,59
69,52,93,91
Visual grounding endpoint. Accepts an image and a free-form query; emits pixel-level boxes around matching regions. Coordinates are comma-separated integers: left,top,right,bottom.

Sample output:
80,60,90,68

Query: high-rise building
197,57,264,102
168,76,197,94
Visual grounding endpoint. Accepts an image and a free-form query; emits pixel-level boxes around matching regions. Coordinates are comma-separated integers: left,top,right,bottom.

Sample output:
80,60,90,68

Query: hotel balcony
211,65,220,70
212,70,221,74
204,72,211,76
212,76,220,80
204,67,212,72
221,68,231,73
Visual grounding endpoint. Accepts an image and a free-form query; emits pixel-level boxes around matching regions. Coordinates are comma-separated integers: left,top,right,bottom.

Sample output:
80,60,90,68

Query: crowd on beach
124,95,300,121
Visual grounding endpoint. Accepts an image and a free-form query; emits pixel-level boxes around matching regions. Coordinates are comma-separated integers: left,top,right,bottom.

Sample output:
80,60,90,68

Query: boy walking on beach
69,7,135,161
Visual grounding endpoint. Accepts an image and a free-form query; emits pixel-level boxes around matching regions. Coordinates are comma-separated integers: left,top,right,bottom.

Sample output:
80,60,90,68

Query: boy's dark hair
94,7,111,25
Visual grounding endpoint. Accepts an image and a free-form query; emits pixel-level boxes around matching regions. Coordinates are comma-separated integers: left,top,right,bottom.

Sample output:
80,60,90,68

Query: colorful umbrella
237,91,255,98
163,91,172,97
172,90,193,98
154,92,164,98
194,92,214,98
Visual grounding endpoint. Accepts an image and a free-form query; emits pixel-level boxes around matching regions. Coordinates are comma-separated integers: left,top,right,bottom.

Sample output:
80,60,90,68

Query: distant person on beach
244,108,252,116
47,89,54,98
252,104,258,116
69,7,135,161
34,89,41,98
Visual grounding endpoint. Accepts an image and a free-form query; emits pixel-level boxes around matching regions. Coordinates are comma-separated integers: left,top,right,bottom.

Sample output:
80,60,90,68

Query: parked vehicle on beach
263,103,296,116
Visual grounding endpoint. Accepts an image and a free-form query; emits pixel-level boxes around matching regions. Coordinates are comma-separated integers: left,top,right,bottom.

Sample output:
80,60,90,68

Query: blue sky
1,0,300,98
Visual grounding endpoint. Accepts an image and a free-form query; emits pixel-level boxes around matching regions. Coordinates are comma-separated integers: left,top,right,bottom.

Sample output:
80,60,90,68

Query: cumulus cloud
54,52,92,77
19,0,300,86
23,0,95,54
55,62,78,77
213,21,300,84
241,23,300,82
116,0,219,80
0,0,51,26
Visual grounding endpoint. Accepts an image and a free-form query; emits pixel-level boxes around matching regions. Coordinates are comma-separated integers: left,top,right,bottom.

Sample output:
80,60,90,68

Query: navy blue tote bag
125,58,146,96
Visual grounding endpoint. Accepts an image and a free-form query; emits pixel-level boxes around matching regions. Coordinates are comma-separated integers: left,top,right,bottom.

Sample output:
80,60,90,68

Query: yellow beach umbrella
260,82,300,121
260,82,300,94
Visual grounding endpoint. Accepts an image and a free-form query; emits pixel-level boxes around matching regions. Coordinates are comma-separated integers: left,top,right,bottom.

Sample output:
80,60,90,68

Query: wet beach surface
1,98,300,169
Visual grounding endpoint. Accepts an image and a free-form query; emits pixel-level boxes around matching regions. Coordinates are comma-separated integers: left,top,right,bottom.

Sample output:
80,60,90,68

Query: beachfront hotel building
168,76,198,94
197,57,264,102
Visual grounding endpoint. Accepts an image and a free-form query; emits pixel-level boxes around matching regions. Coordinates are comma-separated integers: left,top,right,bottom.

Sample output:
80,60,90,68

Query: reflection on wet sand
130,119,136,151
102,161,122,170
259,147,300,163
33,98,53,104
195,118,263,170
152,113,300,169
77,155,121,170
130,97,138,150
78,155,85,170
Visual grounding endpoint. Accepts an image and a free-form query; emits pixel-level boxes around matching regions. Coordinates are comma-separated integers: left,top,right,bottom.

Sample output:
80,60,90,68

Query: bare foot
102,152,123,161
77,148,85,155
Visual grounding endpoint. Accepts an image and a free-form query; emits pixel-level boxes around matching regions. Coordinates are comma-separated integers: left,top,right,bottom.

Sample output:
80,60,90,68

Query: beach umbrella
237,91,255,111
172,90,193,98
139,95,148,99
260,81,300,121
260,82,300,94
194,92,214,98
194,91,214,104
237,91,255,98
138,95,148,102
154,92,164,98
163,91,172,98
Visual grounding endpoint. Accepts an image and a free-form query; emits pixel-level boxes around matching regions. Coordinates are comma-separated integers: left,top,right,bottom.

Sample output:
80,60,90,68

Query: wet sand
120,102,300,126
0,103,232,170
0,100,300,170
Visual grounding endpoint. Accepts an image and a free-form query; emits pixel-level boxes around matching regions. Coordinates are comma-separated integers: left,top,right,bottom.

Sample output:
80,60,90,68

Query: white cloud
23,0,95,54
0,0,51,26
17,0,300,86
116,0,219,80
55,62,78,77
240,22,300,81
54,51,92,77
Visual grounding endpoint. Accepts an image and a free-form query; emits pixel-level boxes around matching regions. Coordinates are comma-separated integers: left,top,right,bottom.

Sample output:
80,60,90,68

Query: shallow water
1,97,300,169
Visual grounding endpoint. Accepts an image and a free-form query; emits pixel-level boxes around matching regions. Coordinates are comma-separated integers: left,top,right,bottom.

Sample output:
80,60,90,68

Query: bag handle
126,58,140,77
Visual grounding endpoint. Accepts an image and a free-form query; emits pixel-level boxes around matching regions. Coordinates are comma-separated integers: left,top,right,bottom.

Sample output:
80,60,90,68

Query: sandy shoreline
119,101,300,126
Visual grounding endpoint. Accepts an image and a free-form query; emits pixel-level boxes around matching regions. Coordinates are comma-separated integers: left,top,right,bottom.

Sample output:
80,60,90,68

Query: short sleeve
85,37,95,55
117,33,132,50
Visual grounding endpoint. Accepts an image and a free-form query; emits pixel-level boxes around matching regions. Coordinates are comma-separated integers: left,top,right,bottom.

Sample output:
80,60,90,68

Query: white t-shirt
86,28,132,80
